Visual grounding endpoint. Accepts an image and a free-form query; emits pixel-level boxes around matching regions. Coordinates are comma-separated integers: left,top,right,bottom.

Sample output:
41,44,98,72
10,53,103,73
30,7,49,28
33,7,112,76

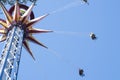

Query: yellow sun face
0,2,53,60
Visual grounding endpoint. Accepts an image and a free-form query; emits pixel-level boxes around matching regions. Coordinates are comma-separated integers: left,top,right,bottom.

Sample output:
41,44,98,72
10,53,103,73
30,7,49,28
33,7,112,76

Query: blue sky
0,0,120,80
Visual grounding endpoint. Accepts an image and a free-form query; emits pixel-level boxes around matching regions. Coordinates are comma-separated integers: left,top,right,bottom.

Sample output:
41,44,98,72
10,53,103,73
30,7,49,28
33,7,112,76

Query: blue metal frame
0,26,24,80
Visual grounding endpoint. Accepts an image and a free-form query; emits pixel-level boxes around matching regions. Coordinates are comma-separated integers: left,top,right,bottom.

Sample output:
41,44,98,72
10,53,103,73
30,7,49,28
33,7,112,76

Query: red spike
0,28,6,34
28,28,53,33
21,3,35,23
0,34,6,42
0,2,13,24
23,40,35,60
0,19,8,29
27,35,48,49
13,2,20,22
26,14,49,28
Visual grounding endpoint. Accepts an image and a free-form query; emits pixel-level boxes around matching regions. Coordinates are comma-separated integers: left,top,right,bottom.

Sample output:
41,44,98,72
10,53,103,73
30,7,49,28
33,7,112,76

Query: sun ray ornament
0,1,52,59
0,1,52,79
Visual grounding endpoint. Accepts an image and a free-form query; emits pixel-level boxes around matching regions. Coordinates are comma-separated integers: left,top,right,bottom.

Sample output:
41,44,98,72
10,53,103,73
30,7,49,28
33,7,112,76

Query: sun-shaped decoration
0,2,52,60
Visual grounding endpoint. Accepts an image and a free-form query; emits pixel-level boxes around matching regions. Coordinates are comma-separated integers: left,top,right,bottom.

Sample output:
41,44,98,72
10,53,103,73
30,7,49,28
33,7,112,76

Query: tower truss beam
0,26,24,80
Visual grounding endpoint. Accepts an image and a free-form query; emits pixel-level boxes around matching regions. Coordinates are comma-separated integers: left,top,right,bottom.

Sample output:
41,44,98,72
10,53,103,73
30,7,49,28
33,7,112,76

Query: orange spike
0,19,8,28
0,2,13,24
21,3,35,23
27,35,48,49
28,28,53,33
13,2,20,22
0,34,7,42
23,40,35,60
26,14,49,28
0,28,6,34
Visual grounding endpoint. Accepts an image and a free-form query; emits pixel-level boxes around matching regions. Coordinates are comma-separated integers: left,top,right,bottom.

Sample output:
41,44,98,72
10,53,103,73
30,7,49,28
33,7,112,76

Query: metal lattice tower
0,2,52,80
0,26,24,80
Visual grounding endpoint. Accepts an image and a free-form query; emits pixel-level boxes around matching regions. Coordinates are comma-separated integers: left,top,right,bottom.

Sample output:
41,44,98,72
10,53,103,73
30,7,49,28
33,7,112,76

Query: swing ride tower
0,2,52,80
